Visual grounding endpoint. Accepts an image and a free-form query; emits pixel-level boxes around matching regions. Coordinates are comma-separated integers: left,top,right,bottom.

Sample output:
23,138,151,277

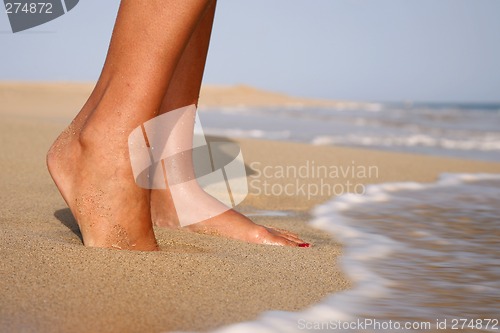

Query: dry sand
0,82,373,115
1,82,500,333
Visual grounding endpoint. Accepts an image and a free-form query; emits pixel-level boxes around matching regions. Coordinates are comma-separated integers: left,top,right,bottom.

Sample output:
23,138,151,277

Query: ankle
78,122,101,151
78,111,127,153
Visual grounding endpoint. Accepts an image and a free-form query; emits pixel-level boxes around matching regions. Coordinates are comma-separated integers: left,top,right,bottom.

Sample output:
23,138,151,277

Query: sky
1,0,499,103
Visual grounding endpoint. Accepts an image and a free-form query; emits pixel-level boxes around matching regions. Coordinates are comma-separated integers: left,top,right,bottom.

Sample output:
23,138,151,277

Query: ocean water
212,174,500,333
197,104,500,332
198,103,500,162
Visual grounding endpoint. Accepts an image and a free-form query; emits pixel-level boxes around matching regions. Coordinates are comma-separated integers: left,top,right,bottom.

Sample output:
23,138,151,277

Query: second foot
186,209,308,247
152,192,308,247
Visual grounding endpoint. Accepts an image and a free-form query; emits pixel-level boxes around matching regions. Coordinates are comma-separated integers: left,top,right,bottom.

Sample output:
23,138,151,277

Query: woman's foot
47,122,158,251
48,121,309,250
151,190,309,247
186,210,308,247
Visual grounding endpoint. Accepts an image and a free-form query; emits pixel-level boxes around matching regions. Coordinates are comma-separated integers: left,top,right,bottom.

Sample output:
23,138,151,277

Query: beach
1,83,500,332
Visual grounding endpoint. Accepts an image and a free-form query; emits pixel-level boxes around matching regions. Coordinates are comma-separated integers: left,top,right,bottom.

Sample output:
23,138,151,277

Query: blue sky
1,0,499,102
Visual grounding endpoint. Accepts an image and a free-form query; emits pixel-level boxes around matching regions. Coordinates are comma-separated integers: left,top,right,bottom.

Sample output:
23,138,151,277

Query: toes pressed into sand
184,210,310,247
150,186,310,247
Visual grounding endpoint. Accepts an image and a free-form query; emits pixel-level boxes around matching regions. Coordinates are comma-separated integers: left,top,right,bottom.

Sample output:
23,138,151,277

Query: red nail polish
299,243,310,248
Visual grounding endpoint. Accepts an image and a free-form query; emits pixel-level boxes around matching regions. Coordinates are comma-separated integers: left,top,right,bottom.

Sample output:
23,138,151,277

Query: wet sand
1,83,500,332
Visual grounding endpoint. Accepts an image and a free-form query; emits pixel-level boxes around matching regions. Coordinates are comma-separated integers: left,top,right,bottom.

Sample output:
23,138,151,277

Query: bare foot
47,123,158,251
151,190,309,247
186,210,309,247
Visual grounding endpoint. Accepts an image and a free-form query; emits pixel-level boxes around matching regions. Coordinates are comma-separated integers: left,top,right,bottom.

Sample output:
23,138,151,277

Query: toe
264,233,300,247
261,229,309,247
266,227,305,244
268,226,299,238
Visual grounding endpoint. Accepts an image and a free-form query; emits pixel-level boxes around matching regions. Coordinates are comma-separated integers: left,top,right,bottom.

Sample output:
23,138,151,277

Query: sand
1,82,500,333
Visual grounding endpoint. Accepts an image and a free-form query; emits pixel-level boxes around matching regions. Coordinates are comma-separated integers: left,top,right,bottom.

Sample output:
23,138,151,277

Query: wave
206,173,500,333
311,133,500,152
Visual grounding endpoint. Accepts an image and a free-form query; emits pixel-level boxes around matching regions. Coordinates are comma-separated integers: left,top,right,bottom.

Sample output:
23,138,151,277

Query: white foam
311,133,500,152
193,173,500,333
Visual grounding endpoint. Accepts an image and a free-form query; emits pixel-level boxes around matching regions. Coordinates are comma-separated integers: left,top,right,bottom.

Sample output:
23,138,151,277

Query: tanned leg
150,1,308,247
47,0,215,250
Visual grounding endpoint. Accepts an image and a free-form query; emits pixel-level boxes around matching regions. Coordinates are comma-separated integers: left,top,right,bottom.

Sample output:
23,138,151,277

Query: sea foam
207,173,500,333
